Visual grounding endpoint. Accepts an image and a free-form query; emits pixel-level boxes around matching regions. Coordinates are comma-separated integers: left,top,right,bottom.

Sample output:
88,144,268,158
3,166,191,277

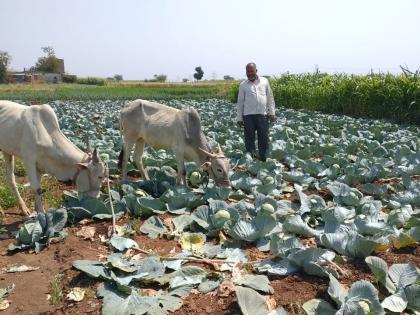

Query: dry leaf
122,249,135,259
0,299,10,310
107,226,114,237
302,237,317,248
1,264,39,274
66,287,85,302
76,226,96,241
218,231,227,245
162,217,174,234
79,219,92,225
139,289,157,297
190,288,200,295
265,295,277,311
131,253,144,260
96,253,108,261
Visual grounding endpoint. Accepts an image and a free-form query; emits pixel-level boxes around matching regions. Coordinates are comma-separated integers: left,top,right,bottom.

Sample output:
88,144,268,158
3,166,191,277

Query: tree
193,66,204,81
223,75,234,81
114,74,123,81
0,50,11,83
33,46,61,73
153,74,167,82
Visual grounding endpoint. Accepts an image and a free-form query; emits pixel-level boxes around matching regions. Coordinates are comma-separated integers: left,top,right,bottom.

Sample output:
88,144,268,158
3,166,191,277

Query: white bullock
118,99,231,186
0,101,106,216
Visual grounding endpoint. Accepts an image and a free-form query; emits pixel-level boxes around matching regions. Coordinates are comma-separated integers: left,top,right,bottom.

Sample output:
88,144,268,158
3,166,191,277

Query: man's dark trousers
243,114,269,161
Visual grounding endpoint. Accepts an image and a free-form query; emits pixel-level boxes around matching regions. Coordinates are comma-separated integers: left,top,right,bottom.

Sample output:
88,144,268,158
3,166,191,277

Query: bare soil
1,207,419,315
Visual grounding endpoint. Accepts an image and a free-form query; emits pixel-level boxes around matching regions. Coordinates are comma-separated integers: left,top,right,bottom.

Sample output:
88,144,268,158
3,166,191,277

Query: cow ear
92,147,100,164
76,162,89,170
201,161,211,171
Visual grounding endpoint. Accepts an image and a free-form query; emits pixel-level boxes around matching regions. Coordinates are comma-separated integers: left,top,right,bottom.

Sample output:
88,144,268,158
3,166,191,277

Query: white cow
118,99,231,186
0,101,106,216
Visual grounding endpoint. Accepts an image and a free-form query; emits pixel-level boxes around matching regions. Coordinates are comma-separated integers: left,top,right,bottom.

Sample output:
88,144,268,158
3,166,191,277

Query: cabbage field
1,99,419,315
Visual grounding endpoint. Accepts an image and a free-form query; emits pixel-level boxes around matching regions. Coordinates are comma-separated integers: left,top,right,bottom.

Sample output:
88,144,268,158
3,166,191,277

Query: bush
229,72,420,125
77,77,106,86
0,65,6,84
62,74,77,83
224,75,235,81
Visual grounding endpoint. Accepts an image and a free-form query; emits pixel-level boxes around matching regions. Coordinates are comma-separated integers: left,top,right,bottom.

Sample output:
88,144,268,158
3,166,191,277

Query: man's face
246,65,257,81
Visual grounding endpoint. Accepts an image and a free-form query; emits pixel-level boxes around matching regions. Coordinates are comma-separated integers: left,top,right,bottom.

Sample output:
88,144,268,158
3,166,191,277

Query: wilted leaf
179,232,206,251
109,234,139,252
139,216,168,239
198,280,220,293
234,274,273,294
72,260,109,279
0,284,15,300
235,286,270,315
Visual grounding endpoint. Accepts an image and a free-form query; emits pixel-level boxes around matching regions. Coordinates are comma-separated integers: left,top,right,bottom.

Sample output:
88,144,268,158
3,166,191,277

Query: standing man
237,62,276,162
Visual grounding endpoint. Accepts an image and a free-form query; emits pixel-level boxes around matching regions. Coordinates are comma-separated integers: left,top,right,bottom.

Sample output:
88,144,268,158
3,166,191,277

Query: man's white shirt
236,76,275,122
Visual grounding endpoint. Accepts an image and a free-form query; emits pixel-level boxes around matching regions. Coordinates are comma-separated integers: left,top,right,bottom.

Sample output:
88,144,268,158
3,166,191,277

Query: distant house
44,73,62,83
8,71,62,84
8,73,29,83
7,59,65,84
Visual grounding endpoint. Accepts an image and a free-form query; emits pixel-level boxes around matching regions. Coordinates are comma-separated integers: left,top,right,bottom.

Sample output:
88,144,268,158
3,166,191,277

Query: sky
1,0,420,81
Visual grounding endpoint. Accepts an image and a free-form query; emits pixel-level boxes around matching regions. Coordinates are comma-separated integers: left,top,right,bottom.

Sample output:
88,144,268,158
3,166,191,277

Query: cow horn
199,147,216,158
216,144,224,154
92,147,100,163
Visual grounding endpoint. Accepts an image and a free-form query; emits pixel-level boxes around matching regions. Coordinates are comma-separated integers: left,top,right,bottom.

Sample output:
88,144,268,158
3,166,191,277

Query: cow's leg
133,139,148,180
121,139,135,181
23,159,44,214
3,153,31,216
174,148,187,186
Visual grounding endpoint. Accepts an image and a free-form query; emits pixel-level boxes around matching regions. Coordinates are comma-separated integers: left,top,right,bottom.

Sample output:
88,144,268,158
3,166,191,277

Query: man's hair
246,62,257,69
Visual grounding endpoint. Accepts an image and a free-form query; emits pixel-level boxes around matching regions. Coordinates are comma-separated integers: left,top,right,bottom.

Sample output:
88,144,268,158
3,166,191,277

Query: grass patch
14,159,26,177
0,81,237,102
0,158,30,209
229,72,420,125
49,273,64,306
0,158,63,210
40,175,63,209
